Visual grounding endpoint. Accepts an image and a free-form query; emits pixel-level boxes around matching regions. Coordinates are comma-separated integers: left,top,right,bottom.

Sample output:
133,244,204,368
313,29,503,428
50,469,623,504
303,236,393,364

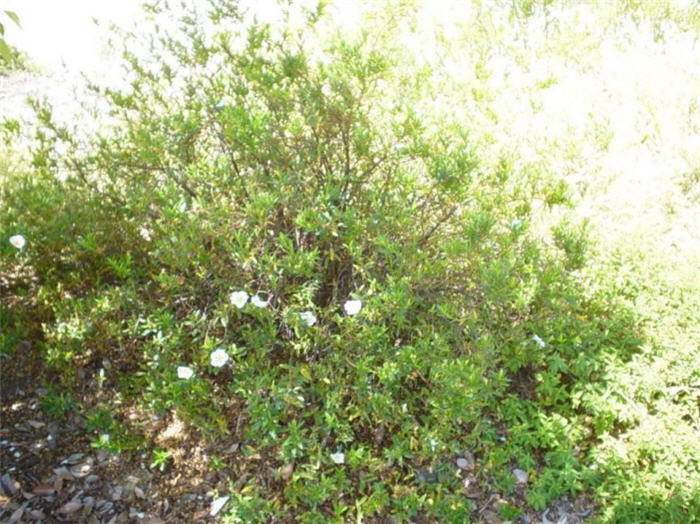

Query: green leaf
0,38,11,63
4,11,20,28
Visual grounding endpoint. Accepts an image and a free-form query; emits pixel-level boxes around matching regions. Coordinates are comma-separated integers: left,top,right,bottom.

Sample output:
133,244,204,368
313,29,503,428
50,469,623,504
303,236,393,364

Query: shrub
1,0,641,519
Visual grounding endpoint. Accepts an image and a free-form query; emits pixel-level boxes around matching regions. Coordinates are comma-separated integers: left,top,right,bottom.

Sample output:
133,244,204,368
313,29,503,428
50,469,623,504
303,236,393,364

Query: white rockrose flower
343,299,362,316
250,294,268,308
177,366,194,379
229,290,249,309
210,348,229,368
9,234,25,250
299,311,317,326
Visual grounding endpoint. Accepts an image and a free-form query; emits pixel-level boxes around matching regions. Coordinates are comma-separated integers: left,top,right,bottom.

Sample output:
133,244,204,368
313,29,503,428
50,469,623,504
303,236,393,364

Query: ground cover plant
1,0,698,522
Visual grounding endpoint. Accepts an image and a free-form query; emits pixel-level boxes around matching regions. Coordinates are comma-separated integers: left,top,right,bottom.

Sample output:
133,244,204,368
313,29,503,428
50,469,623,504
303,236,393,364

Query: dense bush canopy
2,1,697,522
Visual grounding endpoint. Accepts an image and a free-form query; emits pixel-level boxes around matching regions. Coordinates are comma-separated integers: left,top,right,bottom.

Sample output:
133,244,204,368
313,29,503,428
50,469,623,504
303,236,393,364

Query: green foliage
150,449,171,471
0,8,23,70
2,0,698,521
39,387,76,419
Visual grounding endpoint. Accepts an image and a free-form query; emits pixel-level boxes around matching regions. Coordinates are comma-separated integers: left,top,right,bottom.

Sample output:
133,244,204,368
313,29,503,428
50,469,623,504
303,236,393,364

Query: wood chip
9,505,24,523
0,473,20,496
28,509,46,520
53,466,74,480
71,462,93,478
33,483,55,496
58,501,83,514
62,453,85,465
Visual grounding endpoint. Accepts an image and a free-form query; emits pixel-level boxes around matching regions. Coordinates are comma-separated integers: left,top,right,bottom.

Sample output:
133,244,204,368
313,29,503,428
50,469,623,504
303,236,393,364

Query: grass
1,0,699,522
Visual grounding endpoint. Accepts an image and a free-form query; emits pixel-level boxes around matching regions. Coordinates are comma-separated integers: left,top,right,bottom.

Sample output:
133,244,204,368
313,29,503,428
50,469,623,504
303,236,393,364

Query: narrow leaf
4,11,20,28
0,39,11,62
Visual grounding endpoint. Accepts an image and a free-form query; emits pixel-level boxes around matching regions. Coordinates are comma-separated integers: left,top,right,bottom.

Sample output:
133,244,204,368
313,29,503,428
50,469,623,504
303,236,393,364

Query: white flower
9,234,25,250
343,299,362,316
139,227,152,242
100,434,110,444
532,334,546,348
210,348,229,368
229,290,249,309
250,294,268,308
299,311,317,327
177,366,194,379
330,451,345,464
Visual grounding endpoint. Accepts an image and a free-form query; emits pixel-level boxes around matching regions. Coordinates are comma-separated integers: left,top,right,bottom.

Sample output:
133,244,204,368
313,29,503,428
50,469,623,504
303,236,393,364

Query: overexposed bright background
3,0,145,72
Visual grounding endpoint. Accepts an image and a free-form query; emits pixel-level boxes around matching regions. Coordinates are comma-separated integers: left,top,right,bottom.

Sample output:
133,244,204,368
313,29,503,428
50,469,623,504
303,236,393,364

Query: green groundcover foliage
1,1,697,522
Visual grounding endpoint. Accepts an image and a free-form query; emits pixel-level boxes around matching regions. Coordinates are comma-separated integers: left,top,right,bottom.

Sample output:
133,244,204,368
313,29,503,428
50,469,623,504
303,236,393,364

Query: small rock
456,453,475,471
462,451,476,469
280,463,294,481
513,469,528,484
28,420,45,429
210,495,229,516
482,509,501,524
